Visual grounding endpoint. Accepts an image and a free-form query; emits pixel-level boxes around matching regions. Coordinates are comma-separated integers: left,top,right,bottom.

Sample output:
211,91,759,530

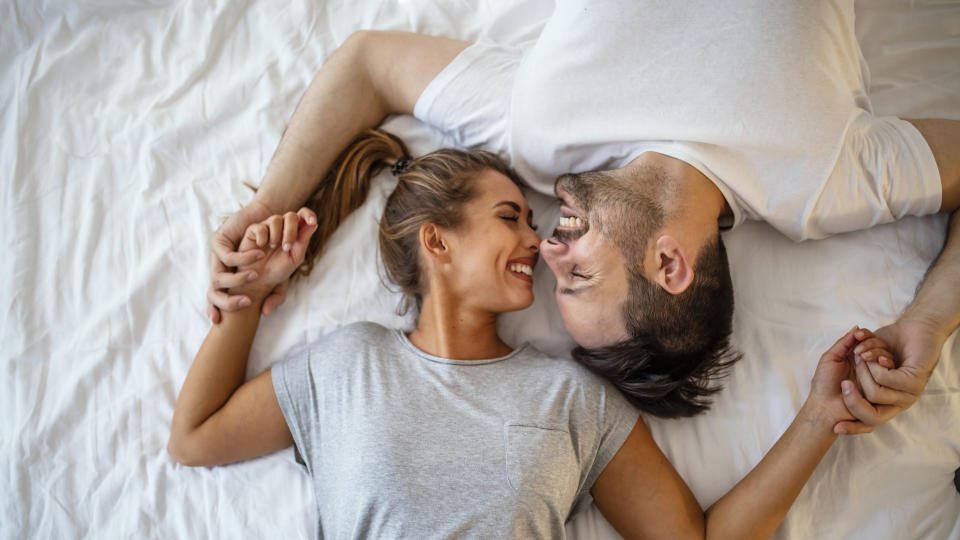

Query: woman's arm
167,305,292,466
592,328,884,540
169,210,317,466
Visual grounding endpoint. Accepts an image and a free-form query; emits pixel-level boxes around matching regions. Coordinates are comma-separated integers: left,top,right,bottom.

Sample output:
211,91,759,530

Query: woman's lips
507,256,536,283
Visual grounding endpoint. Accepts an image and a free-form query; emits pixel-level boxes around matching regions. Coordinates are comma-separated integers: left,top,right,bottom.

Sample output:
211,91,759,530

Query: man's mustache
552,226,588,243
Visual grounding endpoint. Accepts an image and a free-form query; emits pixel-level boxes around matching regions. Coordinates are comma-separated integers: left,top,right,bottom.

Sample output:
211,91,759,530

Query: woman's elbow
167,433,205,467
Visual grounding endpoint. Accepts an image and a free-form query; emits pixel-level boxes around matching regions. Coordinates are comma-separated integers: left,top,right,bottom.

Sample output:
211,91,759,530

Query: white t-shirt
414,0,941,240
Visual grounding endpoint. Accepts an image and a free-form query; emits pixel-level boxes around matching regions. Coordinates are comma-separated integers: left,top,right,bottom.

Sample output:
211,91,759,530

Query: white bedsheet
2,1,958,538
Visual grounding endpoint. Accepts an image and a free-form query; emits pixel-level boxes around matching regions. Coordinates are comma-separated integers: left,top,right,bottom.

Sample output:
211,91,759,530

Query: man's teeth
559,216,583,228
509,263,534,276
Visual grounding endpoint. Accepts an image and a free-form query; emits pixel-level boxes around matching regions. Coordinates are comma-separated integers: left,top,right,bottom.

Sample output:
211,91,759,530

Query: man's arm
838,210,960,431
906,119,960,212
208,31,472,321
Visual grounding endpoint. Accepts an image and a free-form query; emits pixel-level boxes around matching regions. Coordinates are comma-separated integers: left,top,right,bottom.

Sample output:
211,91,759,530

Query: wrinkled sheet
2,1,958,538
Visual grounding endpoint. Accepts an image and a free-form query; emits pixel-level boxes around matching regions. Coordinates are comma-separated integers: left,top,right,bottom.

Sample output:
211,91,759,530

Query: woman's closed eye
500,215,538,231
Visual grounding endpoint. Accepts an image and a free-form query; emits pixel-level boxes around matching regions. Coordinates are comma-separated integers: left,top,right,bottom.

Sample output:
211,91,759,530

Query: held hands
804,327,893,435
226,208,318,306
832,318,946,434
208,201,277,322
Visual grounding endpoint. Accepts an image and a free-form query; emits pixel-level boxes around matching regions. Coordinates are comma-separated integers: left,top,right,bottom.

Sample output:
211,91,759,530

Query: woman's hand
801,327,893,435
229,208,318,304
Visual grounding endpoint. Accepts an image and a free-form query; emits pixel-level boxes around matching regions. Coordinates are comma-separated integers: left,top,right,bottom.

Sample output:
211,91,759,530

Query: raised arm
208,31,472,322
170,210,317,466
592,328,885,540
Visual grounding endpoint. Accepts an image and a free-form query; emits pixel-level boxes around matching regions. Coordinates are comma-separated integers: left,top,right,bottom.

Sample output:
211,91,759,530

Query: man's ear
653,235,693,295
419,223,450,263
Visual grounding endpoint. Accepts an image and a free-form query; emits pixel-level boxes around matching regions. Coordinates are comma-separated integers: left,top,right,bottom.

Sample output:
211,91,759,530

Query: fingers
854,335,893,360
207,302,221,324
245,223,268,249
268,215,284,249
297,207,318,229
865,364,927,397
207,286,251,312
853,357,914,409
840,380,901,428
262,280,288,316
291,218,319,263
822,326,860,363
211,269,259,290
282,212,300,252
213,231,264,267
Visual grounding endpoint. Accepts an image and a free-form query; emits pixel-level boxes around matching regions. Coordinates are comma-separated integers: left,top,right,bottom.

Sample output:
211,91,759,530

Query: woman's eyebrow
493,201,522,212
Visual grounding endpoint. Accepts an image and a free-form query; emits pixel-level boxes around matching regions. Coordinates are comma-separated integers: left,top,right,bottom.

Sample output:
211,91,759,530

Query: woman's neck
408,292,512,360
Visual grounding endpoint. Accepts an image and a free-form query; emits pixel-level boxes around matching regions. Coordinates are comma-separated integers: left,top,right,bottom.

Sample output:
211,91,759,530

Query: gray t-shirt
271,321,639,539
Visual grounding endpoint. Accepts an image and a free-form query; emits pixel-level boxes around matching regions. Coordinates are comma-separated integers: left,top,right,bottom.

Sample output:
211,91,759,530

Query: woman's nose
526,229,542,252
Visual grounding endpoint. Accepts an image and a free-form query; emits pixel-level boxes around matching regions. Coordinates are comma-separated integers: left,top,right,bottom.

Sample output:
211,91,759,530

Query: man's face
540,174,634,348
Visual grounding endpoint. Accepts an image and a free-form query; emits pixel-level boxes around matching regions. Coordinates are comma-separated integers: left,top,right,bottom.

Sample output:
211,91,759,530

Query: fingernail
854,355,862,365
247,272,258,281
283,243,291,252
270,243,277,249
308,217,316,225
842,381,852,394
238,297,251,307
854,345,863,354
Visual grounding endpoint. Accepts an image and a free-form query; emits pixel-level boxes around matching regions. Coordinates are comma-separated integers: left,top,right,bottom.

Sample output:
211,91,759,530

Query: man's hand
208,199,282,323
802,327,895,435
834,318,947,433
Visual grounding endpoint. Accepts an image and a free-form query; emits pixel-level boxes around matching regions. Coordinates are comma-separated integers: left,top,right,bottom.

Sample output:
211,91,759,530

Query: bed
2,0,958,538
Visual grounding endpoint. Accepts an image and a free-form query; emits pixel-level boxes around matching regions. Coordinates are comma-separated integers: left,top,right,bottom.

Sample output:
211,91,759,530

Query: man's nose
540,237,567,255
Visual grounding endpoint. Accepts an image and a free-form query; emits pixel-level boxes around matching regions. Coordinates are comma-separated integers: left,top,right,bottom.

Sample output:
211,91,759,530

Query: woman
170,129,890,539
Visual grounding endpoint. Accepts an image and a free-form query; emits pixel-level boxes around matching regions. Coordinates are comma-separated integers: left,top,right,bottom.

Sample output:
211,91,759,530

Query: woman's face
440,169,541,314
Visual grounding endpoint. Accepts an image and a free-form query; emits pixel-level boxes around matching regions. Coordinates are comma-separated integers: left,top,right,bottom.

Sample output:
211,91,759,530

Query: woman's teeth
559,216,583,228
509,263,534,276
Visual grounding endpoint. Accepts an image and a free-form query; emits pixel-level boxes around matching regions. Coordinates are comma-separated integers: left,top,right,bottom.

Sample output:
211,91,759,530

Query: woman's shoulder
286,321,397,361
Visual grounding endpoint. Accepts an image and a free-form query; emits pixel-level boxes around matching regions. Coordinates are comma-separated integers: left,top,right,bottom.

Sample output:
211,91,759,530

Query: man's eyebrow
493,201,522,212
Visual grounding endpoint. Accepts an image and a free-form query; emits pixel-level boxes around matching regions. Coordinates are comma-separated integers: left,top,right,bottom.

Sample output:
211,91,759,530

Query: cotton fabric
271,322,640,539
415,0,942,241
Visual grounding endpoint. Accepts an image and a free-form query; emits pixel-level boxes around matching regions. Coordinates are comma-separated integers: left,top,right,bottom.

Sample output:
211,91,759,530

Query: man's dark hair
572,236,740,417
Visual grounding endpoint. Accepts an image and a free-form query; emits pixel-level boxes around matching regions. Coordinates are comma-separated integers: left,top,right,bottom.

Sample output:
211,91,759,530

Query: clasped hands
207,205,946,435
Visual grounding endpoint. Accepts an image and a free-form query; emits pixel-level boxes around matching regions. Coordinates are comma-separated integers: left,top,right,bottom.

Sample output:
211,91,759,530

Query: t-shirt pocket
503,421,579,506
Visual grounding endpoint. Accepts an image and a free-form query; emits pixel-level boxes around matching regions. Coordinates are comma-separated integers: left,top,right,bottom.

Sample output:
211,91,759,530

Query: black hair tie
391,155,412,176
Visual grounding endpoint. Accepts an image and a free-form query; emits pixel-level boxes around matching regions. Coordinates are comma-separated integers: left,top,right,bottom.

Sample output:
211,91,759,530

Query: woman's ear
419,223,451,263
652,235,693,295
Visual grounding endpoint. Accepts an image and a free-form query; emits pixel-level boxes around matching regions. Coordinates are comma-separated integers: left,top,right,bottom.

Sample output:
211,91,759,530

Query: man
207,1,959,430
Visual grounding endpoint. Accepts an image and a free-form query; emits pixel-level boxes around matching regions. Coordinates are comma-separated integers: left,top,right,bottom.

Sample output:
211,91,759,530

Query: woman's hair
298,128,522,314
